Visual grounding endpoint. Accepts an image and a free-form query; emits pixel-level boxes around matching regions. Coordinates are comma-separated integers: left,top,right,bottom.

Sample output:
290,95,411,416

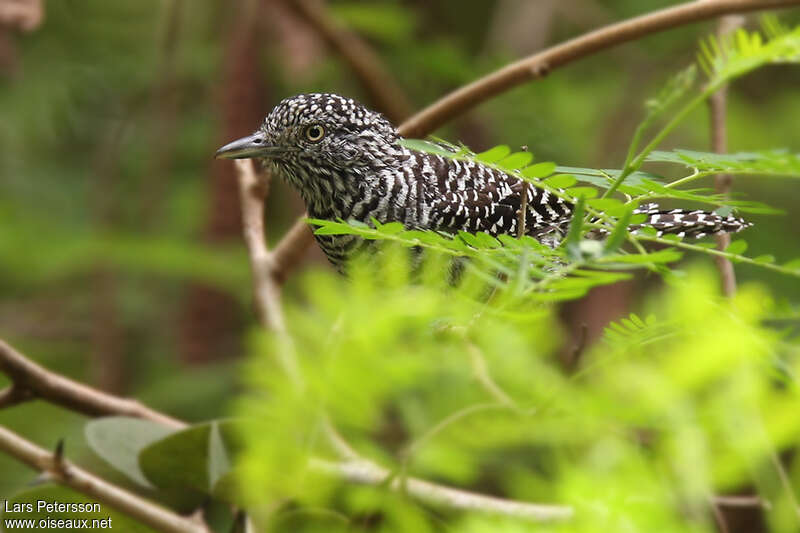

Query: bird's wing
416,153,572,237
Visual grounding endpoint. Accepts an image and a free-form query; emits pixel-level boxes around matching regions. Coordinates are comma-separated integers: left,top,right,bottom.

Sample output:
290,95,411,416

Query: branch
0,424,208,533
270,0,800,270
234,159,304,388
309,458,573,522
399,0,800,138
269,216,315,284
0,340,186,429
285,0,413,124
708,13,744,298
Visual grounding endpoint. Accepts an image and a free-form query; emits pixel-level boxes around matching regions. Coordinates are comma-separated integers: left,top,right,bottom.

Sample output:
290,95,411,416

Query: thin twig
708,13,744,297
0,384,33,408
0,424,209,533
466,342,516,406
269,216,315,284
309,458,573,522
269,0,800,274
0,340,186,429
234,159,304,390
286,0,413,124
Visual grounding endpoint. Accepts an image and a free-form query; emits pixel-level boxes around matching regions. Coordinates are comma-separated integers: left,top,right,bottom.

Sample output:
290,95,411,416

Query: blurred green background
1,0,799,510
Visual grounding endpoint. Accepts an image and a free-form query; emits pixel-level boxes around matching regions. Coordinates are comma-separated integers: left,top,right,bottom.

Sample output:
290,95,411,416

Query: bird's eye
305,124,325,142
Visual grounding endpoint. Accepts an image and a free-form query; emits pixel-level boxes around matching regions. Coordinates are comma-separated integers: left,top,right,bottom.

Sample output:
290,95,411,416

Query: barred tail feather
631,203,752,239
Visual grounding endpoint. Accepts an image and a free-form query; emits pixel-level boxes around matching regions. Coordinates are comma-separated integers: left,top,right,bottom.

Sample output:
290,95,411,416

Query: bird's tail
630,203,752,238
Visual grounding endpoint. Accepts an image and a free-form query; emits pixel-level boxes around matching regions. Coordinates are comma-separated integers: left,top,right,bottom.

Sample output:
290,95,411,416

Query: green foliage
85,417,176,488
231,248,800,531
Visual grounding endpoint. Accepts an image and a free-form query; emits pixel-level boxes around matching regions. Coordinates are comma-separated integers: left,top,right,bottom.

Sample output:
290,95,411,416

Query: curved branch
399,0,800,138
310,458,573,522
234,160,305,389
0,424,208,533
0,339,186,430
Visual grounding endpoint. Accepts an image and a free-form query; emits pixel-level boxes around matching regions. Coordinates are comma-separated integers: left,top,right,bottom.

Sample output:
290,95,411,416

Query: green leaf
783,258,800,270
566,187,599,199
754,254,776,264
544,174,577,188
378,222,405,235
139,420,243,501
604,206,634,254
399,138,456,156
564,196,585,260
647,149,800,177
636,226,659,237
312,220,358,235
475,145,511,163
208,421,232,489
725,240,748,255
521,162,556,178
85,417,177,488
604,248,683,264
498,151,533,170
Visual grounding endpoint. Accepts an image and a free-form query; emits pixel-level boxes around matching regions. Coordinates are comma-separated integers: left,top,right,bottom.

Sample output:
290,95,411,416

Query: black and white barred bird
216,93,750,268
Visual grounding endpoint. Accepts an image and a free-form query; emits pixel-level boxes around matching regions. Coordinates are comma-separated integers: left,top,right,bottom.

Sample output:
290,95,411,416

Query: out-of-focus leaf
725,240,748,255
564,196,585,260
85,416,177,488
139,420,242,502
604,206,634,254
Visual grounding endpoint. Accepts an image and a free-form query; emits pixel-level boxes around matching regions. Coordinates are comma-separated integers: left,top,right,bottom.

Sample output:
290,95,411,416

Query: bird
215,93,750,269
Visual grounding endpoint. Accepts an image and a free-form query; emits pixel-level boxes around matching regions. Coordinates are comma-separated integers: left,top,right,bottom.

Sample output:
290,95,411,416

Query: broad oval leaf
85,417,177,488
139,420,243,502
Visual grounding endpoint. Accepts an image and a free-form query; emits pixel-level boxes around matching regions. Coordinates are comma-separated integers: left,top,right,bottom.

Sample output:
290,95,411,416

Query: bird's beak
215,133,283,159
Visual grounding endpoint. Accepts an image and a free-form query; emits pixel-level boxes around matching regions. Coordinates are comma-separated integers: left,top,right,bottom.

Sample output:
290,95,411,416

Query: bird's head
216,93,400,205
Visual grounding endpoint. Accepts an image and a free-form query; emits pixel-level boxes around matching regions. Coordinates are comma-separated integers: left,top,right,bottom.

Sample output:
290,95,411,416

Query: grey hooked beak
215,133,284,159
